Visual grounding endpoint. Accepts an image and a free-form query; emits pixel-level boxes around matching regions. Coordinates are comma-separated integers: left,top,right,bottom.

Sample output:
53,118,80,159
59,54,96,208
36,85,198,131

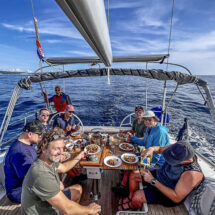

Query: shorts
7,187,22,203
59,188,72,215
143,170,182,207
62,187,71,199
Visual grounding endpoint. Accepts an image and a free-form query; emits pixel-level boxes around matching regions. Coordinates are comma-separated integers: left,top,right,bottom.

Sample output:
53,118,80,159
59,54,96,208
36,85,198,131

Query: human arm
140,145,170,161
141,169,203,203
47,191,101,215
131,136,145,145
57,151,85,173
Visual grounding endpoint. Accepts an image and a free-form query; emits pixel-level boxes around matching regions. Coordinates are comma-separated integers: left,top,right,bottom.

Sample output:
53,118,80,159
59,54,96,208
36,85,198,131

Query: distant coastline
0,71,33,75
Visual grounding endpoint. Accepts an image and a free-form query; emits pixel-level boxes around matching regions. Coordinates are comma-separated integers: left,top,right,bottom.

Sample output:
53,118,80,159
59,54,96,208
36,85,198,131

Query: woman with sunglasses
38,108,52,132
131,110,170,167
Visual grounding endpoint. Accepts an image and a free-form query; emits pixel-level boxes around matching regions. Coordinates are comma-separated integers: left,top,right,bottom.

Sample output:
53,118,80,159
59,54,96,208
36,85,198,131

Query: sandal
118,197,131,205
118,197,134,211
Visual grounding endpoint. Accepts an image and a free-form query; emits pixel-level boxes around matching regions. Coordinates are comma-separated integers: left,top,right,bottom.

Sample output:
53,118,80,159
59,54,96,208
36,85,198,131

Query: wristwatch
150,178,157,186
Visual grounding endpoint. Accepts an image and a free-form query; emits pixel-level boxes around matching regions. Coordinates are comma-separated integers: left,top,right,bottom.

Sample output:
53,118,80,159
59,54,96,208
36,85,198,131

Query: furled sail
18,68,207,90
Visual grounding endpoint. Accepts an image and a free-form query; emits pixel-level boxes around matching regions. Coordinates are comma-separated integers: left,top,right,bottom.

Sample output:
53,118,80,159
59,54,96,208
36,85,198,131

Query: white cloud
1,18,83,40
109,1,143,9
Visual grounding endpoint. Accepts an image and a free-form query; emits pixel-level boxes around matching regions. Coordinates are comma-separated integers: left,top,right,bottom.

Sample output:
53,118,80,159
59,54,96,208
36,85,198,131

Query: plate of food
121,153,138,164
65,142,75,150
117,132,127,139
70,133,82,140
73,139,87,145
61,152,71,162
104,156,122,168
84,144,101,155
119,143,134,151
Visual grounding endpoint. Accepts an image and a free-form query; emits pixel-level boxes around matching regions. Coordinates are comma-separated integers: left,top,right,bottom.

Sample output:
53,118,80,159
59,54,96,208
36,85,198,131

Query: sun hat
143,110,159,121
66,104,75,112
135,106,144,112
23,120,44,133
163,141,195,165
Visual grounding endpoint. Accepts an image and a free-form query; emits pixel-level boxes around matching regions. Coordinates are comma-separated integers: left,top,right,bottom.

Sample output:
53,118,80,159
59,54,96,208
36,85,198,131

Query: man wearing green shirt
21,130,101,215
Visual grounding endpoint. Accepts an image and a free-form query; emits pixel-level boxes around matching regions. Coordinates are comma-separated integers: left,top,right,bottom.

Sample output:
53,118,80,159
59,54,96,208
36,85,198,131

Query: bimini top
18,68,207,90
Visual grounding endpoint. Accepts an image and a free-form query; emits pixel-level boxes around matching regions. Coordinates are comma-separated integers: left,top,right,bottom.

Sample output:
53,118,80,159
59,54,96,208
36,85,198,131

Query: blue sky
0,0,215,75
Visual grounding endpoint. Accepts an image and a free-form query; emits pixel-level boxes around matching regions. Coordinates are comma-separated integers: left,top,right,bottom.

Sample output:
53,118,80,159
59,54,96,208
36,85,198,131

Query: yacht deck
0,169,189,215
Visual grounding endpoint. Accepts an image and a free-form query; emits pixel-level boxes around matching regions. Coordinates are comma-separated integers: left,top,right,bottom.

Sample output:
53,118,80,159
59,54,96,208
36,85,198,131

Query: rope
145,63,148,110
106,0,110,85
30,0,35,18
166,0,175,71
161,0,175,124
0,85,21,148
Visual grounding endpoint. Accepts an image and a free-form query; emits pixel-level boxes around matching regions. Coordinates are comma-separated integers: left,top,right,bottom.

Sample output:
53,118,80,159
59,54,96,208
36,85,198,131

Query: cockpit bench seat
0,194,21,215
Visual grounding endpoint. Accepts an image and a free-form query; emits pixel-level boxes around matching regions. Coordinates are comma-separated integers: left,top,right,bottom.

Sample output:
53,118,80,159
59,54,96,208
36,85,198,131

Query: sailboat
0,0,215,214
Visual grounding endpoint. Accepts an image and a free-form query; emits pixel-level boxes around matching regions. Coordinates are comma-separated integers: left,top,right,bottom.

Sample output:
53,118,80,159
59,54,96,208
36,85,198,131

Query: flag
36,39,44,60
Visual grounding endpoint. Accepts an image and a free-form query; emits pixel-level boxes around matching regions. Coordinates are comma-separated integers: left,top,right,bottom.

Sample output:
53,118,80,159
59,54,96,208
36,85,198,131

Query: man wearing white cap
131,110,170,167
53,104,79,135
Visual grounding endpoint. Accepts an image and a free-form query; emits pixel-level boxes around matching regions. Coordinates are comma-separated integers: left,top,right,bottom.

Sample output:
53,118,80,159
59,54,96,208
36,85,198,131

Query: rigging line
166,0,175,72
161,0,175,125
30,0,35,18
107,0,110,85
145,63,148,111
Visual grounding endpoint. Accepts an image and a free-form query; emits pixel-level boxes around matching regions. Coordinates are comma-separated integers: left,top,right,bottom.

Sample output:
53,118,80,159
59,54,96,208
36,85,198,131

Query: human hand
75,124,80,131
87,203,101,215
76,151,85,160
60,181,65,190
140,169,154,183
140,147,154,160
65,125,72,132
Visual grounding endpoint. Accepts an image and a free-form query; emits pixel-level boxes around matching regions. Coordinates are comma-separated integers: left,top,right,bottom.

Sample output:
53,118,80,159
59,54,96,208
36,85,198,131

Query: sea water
0,74,215,163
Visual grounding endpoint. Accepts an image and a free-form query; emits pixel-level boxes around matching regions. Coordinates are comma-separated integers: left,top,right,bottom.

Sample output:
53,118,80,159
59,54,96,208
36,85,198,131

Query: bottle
141,156,151,167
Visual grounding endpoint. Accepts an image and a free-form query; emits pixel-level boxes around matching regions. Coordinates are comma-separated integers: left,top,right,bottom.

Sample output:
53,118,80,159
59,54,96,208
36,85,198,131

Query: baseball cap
135,106,144,112
23,120,44,134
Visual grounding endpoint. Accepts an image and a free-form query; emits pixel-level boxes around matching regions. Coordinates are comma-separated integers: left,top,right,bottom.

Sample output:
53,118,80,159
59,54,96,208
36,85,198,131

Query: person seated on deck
117,141,204,211
4,120,44,203
53,104,80,136
38,108,53,132
53,104,86,182
113,111,170,196
42,85,72,113
131,110,170,167
21,130,101,215
112,106,147,195
127,106,147,138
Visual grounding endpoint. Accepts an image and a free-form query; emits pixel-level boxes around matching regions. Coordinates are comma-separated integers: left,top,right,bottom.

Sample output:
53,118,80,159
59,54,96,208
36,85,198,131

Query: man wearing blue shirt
4,120,44,203
53,104,79,135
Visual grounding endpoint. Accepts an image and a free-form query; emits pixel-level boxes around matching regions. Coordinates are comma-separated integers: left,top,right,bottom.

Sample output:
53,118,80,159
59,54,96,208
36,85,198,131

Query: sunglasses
68,111,74,114
41,114,49,117
52,134,65,140
144,118,153,122
135,111,143,114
